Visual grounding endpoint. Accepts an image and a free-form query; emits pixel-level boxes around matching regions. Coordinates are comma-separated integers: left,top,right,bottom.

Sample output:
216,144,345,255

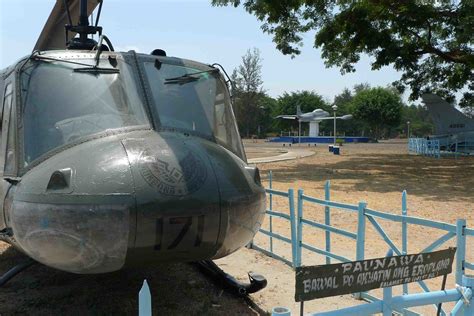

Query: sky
0,0,405,103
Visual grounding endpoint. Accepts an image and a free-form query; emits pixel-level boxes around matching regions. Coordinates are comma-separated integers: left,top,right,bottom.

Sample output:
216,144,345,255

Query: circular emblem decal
139,146,207,196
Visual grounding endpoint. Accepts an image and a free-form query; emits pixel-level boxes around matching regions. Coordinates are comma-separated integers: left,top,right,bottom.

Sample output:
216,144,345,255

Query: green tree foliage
256,95,278,137
231,48,265,137
350,87,403,139
212,1,474,109
397,105,434,137
331,87,361,136
273,91,330,134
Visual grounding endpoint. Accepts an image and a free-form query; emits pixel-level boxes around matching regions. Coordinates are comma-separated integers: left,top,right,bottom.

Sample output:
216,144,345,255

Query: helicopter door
0,81,13,231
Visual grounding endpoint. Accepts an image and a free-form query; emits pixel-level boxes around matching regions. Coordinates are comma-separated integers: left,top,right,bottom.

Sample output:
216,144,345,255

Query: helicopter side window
143,61,245,159
20,58,149,165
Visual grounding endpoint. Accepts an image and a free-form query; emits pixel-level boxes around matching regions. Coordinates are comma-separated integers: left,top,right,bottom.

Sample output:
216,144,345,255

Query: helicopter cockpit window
143,61,245,159
20,58,148,165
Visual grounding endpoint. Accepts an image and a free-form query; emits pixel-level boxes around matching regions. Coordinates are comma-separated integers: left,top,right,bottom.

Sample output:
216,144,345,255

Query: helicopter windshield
143,61,245,159
20,58,148,165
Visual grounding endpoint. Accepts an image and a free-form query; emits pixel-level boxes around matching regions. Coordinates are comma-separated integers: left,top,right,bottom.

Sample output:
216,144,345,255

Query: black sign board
295,248,456,302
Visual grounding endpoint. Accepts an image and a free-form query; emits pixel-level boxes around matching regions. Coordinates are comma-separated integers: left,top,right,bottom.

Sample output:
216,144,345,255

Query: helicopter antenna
65,0,103,50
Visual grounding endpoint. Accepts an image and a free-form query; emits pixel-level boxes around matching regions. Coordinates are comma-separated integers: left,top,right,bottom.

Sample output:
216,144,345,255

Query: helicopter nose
122,131,222,265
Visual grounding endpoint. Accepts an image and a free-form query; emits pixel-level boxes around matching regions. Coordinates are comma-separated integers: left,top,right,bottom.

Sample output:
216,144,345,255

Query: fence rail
250,172,474,316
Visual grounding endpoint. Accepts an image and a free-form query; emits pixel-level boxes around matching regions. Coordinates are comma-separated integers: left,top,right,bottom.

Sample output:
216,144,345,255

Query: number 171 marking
154,215,205,250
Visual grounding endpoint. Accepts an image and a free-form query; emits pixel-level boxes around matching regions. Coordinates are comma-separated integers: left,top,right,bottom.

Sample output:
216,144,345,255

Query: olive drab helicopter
0,0,267,294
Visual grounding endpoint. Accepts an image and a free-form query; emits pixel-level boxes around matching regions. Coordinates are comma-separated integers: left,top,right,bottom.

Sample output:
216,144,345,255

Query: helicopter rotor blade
34,0,101,51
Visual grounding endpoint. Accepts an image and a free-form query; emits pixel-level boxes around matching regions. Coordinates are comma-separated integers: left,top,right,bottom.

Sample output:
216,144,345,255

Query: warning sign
295,248,456,302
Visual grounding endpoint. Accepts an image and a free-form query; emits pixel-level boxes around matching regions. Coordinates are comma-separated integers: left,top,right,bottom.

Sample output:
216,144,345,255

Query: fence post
382,249,394,316
269,171,273,253
356,201,367,261
139,279,152,316
325,180,331,264
354,201,367,300
402,190,408,295
462,275,474,316
288,189,297,268
296,189,304,268
455,219,466,285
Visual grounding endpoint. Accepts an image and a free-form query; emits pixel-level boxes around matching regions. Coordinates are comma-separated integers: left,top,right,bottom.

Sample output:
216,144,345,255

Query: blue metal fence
249,171,298,267
255,172,474,315
408,138,441,158
309,274,473,316
409,137,474,158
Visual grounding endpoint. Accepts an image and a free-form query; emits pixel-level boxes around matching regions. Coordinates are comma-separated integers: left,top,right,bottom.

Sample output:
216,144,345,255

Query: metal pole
333,110,337,145
455,219,466,285
356,202,367,261
299,120,301,146
402,190,408,295
436,274,448,316
325,181,331,264
355,201,367,300
288,189,297,268
296,189,304,267
382,249,394,316
269,171,273,253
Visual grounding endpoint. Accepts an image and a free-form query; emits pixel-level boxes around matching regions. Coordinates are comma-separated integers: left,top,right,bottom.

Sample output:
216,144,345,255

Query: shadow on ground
262,153,474,202
0,244,262,315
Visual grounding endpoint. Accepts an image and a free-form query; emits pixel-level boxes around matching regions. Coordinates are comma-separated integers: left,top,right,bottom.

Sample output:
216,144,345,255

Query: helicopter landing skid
194,260,267,296
0,258,36,287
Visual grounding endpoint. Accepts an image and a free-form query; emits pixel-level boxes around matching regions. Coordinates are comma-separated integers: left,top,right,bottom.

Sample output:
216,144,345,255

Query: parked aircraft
421,94,474,152
0,0,267,294
276,105,353,137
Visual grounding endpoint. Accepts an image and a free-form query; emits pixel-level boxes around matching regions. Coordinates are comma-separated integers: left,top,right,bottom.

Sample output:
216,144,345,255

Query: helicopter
0,0,267,294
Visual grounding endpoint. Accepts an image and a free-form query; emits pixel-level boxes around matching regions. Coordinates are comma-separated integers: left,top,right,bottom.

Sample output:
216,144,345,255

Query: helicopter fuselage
0,50,265,274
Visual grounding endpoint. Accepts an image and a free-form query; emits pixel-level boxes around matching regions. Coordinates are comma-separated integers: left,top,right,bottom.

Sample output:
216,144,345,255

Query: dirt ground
1,139,473,315
230,139,474,315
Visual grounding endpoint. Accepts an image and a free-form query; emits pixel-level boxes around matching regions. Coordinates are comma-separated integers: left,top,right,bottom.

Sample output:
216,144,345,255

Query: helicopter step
194,260,267,296
0,258,36,287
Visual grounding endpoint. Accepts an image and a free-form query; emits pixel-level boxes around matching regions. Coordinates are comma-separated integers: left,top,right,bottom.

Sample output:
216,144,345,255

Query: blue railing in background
409,137,474,158
408,138,441,158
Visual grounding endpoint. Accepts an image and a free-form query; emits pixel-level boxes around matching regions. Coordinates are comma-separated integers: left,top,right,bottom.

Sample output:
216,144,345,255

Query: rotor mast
79,0,89,42
65,0,103,50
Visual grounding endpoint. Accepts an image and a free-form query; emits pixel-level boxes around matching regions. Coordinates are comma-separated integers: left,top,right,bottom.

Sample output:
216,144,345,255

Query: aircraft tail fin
422,94,474,135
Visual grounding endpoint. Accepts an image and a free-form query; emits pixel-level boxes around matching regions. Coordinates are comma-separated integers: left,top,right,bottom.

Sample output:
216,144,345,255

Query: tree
256,95,278,137
332,87,362,136
397,104,434,137
231,48,265,137
350,87,403,139
212,1,474,109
